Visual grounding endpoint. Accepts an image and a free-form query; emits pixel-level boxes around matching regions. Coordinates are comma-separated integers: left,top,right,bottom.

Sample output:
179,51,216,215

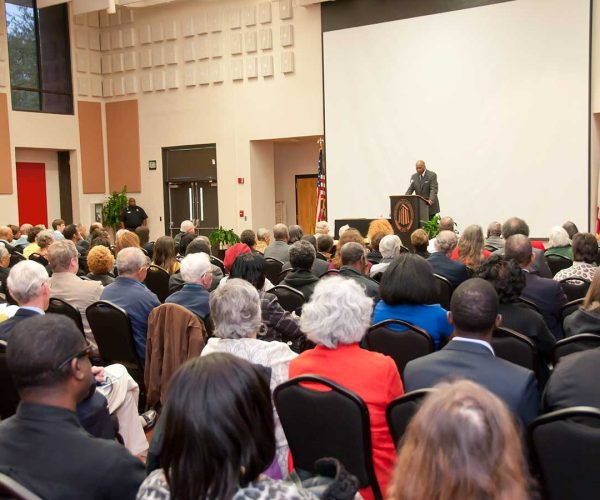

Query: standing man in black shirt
120,197,148,231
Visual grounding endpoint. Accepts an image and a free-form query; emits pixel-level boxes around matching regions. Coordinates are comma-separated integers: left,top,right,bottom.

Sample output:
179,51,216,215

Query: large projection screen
323,0,590,236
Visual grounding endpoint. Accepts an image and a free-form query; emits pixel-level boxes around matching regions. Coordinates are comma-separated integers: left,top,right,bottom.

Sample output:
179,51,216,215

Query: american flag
315,146,327,223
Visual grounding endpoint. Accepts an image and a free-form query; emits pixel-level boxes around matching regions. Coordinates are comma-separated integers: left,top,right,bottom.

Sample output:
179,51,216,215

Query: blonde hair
457,224,486,268
367,218,394,241
115,230,140,255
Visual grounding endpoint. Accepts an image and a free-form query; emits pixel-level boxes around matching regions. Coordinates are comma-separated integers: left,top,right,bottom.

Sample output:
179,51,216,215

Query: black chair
0,341,20,420
321,268,340,278
264,257,284,285
210,255,225,275
144,265,170,303
0,473,41,500
29,253,48,267
553,333,600,364
274,375,383,499
519,297,542,314
86,301,146,410
559,277,590,302
9,251,25,267
278,267,293,282
433,274,453,310
561,298,584,325
270,284,305,313
364,319,434,377
546,254,573,277
386,389,433,449
529,406,600,500
46,297,85,337
491,327,542,380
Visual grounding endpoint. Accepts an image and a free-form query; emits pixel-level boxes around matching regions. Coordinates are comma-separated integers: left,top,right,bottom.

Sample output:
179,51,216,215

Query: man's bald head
504,234,533,268
415,160,426,175
438,217,455,232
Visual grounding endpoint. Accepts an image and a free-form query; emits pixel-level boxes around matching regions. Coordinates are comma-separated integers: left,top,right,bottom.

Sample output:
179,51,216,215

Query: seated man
505,234,567,339
255,227,271,254
101,247,160,364
240,228,260,254
282,240,320,301
404,278,539,426
370,234,403,278
0,225,15,253
174,219,194,246
338,242,379,299
165,252,212,319
48,240,103,347
485,221,503,251
427,230,469,288
317,234,334,261
168,236,223,293
0,315,145,499
264,223,290,263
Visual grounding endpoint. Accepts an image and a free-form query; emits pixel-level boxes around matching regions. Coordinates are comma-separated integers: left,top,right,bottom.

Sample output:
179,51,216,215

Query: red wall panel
16,162,48,227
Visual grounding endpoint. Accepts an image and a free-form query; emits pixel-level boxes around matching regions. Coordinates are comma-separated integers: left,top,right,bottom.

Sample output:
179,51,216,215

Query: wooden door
295,175,317,235
16,162,48,227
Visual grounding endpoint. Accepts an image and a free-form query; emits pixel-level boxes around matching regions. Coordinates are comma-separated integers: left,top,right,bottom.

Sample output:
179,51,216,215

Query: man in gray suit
264,223,291,263
404,278,539,426
405,160,439,219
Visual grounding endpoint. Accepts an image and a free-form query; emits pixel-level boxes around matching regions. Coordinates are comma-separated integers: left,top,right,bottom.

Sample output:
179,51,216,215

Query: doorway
295,174,317,235
162,144,219,238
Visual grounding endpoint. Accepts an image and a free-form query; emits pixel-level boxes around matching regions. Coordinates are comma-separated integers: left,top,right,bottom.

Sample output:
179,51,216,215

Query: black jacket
282,269,320,302
564,307,600,337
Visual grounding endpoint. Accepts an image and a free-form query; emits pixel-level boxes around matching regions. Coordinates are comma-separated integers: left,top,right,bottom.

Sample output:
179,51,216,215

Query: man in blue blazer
404,278,539,426
405,160,440,218
427,230,469,289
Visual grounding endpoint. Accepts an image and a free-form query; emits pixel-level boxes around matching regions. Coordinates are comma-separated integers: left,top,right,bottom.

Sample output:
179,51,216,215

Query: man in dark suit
505,234,567,339
404,278,539,426
427,230,469,288
405,160,439,219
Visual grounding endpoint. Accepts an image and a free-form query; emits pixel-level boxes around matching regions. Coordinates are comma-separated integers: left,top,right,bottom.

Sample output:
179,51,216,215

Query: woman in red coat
289,276,404,499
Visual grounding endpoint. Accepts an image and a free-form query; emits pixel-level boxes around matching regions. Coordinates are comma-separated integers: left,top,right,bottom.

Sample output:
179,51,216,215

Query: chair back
47,297,85,336
278,267,293,282
433,274,453,309
559,277,591,302
386,389,433,449
491,327,539,374
546,254,573,276
561,298,584,325
210,256,225,275
264,258,284,285
9,251,25,267
0,473,41,500
144,265,171,303
365,320,434,376
270,284,305,313
553,333,600,364
0,341,20,420
321,268,340,278
519,297,542,314
274,375,382,499
529,406,600,500
29,253,48,267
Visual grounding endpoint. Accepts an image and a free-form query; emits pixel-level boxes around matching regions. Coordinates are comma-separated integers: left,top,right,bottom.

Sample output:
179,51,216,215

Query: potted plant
420,214,441,239
209,226,240,259
102,186,128,240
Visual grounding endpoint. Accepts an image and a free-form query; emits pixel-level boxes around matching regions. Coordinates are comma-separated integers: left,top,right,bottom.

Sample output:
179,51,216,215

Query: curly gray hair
209,278,263,339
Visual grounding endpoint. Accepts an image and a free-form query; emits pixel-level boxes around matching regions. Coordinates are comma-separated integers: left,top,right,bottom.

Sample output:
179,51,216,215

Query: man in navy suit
405,160,440,219
505,234,567,339
427,230,469,288
404,278,539,426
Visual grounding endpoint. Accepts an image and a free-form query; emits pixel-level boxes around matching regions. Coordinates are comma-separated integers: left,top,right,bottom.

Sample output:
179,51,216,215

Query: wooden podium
390,195,429,250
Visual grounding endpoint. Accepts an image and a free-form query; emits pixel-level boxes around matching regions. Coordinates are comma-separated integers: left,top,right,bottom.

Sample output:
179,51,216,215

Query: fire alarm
239,210,244,217
237,177,245,184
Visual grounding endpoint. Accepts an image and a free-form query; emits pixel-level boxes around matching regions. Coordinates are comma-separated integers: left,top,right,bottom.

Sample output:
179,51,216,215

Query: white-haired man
255,228,271,254
174,220,195,246
370,235,403,278
165,253,212,319
427,230,469,288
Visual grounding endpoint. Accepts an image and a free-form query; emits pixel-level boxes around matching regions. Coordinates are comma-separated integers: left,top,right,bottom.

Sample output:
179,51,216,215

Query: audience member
13,223,31,247
0,315,146,499
388,380,534,500
544,226,573,260
562,220,579,239
330,228,364,270
30,229,54,264
290,277,404,498
485,221,504,251
339,242,380,299
563,270,600,336
8,224,19,242
177,232,195,256
86,245,116,286
229,253,304,350
553,232,598,282
22,226,42,258
427,230,469,288
137,353,315,500
281,235,328,277
477,255,555,363
77,224,90,252
151,236,180,275
51,218,66,241
165,253,212,319
101,247,160,364
288,224,304,244
173,219,194,246
115,230,141,255
317,234,334,260
88,222,103,242
367,231,385,264
370,234,403,278
0,225,15,253
0,245,9,296
264,223,290,263
505,234,567,339
404,278,539,426
90,235,112,250
410,228,430,259
255,227,271,253
451,224,490,269
240,228,259,252
135,226,154,257
63,223,88,272
315,220,331,238
203,279,297,473
372,254,452,350
282,240,320,301
367,218,394,242
168,236,223,292
223,242,252,273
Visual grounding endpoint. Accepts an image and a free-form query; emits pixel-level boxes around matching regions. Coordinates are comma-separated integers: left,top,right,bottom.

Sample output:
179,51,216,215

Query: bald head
0,226,13,241
438,217,455,232
415,160,426,176
504,234,533,268
450,278,500,338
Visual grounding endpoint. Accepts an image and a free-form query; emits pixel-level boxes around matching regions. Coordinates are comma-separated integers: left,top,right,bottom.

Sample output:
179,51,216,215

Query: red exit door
16,162,48,227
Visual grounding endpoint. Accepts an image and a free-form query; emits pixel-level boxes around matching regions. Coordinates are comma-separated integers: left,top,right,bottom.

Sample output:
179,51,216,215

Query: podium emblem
393,200,414,233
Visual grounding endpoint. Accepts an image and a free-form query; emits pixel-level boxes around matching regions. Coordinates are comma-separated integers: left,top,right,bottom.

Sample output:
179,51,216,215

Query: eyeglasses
56,343,94,371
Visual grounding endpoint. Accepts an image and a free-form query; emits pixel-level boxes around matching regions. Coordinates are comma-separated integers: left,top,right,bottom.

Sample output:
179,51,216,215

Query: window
6,0,73,114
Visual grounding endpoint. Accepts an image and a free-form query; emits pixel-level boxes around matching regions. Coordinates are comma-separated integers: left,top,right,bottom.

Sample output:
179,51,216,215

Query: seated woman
372,254,452,350
411,228,430,259
564,270,600,336
290,277,404,499
544,226,573,260
554,232,598,282
202,279,297,474
115,230,141,256
29,230,54,266
388,379,533,500
151,236,180,275
22,226,42,259
137,353,315,500
477,255,555,363
451,224,490,269
329,228,367,270
229,253,305,351
86,245,115,286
